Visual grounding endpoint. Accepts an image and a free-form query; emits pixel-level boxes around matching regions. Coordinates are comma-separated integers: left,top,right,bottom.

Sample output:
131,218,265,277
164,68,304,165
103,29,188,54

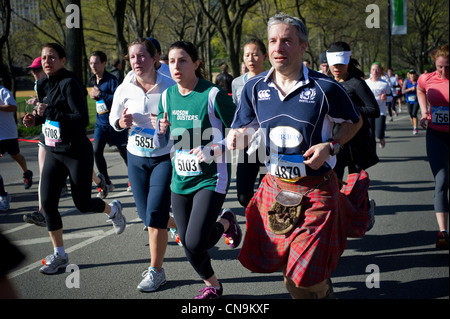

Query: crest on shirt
299,87,316,103
258,89,271,101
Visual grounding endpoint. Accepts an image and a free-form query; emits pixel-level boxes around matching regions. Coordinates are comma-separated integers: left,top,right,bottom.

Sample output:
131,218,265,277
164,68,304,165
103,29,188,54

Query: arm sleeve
109,85,126,131
44,78,89,129
231,81,258,129
326,82,360,124
101,77,119,110
355,80,380,118
214,89,237,128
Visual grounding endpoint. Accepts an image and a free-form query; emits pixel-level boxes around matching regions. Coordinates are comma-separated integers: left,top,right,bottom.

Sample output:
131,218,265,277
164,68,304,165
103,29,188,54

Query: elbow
356,115,363,131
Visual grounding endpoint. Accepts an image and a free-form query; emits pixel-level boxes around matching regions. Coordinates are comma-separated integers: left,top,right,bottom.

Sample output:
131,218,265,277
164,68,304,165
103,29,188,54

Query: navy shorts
0,138,20,156
94,123,128,147
127,151,172,228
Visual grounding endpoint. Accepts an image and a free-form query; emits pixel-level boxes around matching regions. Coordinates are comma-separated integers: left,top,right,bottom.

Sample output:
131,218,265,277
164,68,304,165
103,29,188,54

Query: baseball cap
409,69,416,74
27,57,42,69
146,37,161,53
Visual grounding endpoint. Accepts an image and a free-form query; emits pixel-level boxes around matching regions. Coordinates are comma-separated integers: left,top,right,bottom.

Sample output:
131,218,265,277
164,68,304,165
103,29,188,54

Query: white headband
326,51,352,66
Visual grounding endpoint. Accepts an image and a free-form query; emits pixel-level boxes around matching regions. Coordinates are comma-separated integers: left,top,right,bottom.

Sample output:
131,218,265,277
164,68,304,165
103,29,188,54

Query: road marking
2,208,77,235
11,230,106,246
2,191,132,236
8,216,141,279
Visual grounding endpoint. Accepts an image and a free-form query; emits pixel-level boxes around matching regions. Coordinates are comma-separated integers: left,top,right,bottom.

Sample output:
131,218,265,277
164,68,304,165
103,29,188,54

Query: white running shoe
137,267,166,292
109,200,126,234
39,253,69,274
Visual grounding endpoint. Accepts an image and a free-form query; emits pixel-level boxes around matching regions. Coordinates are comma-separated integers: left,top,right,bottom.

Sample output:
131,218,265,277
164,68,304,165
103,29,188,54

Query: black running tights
171,189,226,280
40,138,106,231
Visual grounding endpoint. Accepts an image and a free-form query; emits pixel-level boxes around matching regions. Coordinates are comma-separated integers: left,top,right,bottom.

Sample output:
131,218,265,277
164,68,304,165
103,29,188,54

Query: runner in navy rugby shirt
227,13,370,299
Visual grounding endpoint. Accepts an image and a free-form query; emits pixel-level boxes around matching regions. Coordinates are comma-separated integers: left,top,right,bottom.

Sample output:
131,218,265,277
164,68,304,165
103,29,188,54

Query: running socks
54,246,66,257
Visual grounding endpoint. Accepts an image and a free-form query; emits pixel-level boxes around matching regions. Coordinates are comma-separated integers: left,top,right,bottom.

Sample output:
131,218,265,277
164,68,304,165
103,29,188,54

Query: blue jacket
88,71,119,126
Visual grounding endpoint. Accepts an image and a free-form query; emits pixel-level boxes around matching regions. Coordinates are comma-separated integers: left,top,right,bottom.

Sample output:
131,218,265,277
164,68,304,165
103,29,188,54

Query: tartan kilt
238,170,370,287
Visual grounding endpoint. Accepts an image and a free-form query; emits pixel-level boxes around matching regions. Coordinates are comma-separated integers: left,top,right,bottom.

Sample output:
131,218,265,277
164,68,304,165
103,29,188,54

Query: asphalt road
1,109,448,309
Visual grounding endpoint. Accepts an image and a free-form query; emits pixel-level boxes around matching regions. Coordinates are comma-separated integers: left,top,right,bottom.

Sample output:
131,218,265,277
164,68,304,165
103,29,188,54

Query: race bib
129,127,155,157
407,94,417,103
43,120,62,147
270,154,306,181
174,150,202,177
96,100,109,114
431,106,449,125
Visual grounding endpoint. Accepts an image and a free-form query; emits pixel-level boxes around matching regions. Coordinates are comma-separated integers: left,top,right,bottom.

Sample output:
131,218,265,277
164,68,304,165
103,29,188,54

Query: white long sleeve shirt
110,72,175,157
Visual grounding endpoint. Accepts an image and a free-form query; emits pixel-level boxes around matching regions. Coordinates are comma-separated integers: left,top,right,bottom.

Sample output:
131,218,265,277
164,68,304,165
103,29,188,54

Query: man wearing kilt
226,13,370,299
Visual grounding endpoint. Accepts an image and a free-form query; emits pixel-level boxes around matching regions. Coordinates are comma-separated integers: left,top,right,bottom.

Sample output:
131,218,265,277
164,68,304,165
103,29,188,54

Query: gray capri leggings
426,128,449,212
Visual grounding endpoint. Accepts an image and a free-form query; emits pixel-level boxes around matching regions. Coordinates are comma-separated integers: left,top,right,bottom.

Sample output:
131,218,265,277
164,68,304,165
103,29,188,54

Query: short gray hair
267,13,308,44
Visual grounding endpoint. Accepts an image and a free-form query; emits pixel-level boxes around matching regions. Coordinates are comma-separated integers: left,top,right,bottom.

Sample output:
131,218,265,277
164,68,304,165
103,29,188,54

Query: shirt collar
264,65,311,98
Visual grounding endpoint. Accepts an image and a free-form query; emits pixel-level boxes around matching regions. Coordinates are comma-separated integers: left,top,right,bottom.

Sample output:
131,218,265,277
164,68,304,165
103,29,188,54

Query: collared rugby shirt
231,67,360,176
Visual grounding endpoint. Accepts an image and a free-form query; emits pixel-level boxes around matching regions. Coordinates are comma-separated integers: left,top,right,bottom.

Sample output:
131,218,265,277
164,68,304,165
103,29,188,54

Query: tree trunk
64,0,85,84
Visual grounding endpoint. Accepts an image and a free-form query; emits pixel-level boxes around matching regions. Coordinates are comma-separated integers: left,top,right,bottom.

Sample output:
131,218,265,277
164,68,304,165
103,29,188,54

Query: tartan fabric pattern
238,170,370,287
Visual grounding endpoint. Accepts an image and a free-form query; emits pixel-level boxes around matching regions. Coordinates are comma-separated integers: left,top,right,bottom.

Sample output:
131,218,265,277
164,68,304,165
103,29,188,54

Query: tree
198,0,259,77
111,0,129,66
65,0,85,83
395,0,449,72
0,0,12,90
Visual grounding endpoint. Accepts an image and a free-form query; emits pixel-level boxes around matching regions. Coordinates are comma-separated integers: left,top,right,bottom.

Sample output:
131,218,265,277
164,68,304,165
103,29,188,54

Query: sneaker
23,170,33,189
169,228,183,246
366,199,376,232
389,116,393,122
378,139,385,149
137,267,167,292
220,209,242,249
109,200,126,234
193,283,223,299
127,182,132,192
97,174,114,199
413,128,418,135
436,231,449,250
39,253,69,274
0,192,11,212
23,211,46,227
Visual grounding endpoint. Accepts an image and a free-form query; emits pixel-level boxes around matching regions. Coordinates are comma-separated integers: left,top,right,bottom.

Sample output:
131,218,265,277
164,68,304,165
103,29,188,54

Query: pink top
418,71,449,132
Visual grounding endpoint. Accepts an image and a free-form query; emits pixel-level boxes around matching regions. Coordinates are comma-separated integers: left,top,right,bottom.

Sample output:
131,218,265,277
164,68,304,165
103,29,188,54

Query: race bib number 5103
174,150,202,177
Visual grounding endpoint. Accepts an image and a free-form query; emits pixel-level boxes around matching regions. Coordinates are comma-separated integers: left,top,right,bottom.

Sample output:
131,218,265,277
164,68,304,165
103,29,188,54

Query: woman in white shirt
110,38,175,292
365,62,391,148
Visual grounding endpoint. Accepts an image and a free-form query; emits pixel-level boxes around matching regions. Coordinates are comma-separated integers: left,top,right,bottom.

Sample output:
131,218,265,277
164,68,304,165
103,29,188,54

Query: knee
183,238,205,255
238,194,251,208
75,203,91,213
281,266,334,299
284,277,334,299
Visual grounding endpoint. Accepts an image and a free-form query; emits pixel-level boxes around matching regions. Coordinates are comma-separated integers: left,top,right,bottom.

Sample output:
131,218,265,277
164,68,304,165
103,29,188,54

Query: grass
15,95,98,138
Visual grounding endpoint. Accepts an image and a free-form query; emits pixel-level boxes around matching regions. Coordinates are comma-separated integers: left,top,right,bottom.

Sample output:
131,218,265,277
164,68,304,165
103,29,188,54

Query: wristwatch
96,90,102,99
327,139,341,156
